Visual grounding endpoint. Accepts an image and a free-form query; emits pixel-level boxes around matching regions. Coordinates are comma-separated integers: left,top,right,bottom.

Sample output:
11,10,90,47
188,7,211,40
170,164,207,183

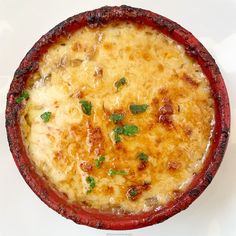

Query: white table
0,0,235,235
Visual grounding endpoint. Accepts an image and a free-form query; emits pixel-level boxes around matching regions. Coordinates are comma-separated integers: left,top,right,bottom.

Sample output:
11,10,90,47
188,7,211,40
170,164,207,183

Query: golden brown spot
159,103,173,115
103,42,113,50
138,161,148,171
126,183,150,201
55,151,63,160
158,98,174,127
158,63,164,72
87,123,105,155
105,186,114,194
182,74,199,87
94,66,103,77
125,46,131,52
85,46,97,60
129,54,134,60
142,52,151,61
115,143,127,153
71,58,83,67
185,127,192,136
80,161,93,173
71,42,82,51
167,161,181,171
74,90,84,99
151,97,159,106
145,31,153,35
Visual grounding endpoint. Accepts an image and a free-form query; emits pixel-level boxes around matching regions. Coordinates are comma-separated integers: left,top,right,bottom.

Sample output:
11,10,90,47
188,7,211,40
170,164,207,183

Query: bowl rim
5,5,230,230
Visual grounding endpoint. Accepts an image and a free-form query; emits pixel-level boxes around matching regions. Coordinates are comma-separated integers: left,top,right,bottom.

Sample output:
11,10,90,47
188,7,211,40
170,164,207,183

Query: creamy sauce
20,22,215,213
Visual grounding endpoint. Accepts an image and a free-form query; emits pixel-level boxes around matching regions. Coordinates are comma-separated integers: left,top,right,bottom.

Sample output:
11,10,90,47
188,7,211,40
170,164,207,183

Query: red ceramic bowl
6,5,230,230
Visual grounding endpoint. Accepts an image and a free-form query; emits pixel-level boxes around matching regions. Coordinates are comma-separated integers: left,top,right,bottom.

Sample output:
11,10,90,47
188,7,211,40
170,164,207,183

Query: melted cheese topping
20,22,214,213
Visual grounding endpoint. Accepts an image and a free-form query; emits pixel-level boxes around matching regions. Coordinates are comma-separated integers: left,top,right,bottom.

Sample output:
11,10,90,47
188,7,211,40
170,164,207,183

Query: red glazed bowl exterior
5,5,230,230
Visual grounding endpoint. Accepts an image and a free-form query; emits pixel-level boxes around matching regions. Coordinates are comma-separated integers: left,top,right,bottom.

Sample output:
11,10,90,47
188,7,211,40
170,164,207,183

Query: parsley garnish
95,156,105,168
110,113,124,123
123,124,139,136
86,176,95,193
129,189,138,197
40,112,51,123
108,169,128,176
138,152,149,161
113,126,124,143
15,90,29,103
113,124,139,142
115,77,127,91
80,100,92,115
130,104,148,114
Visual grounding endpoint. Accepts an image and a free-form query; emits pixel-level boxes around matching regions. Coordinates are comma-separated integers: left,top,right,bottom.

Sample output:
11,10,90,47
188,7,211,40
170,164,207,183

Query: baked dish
6,6,230,229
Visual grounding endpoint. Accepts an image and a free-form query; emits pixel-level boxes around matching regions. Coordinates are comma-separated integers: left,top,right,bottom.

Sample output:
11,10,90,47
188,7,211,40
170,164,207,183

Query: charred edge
41,189,49,200
14,62,38,79
69,215,78,222
87,9,108,27
5,117,12,127
188,188,201,197
214,92,229,115
198,50,218,70
19,164,30,178
204,171,213,184
120,5,145,17
215,127,230,159
57,205,67,215
185,45,198,58
95,221,104,229
154,16,179,33
5,105,19,127
120,5,135,10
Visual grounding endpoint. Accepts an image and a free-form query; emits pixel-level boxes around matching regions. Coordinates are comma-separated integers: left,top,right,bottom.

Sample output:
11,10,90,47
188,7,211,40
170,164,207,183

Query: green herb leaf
80,100,92,115
123,124,139,136
40,112,52,123
15,90,29,103
114,126,124,135
129,189,138,197
130,104,148,114
138,152,149,161
114,132,121,143
95,156,105,168
113,126,124,143
115,77,127,91
110,113,124,123
108,169,128,176
86,176,95,193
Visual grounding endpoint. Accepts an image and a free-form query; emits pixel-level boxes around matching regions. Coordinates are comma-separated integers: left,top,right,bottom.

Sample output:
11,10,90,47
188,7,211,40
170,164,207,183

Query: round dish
6,5,230,230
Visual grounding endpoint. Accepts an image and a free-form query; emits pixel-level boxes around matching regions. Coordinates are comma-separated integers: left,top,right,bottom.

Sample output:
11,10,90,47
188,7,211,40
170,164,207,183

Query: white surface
0,0,235,235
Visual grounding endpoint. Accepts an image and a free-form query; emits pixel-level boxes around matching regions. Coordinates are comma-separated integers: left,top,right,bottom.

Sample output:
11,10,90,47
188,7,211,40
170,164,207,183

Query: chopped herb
108,169,128,176
114,126,124,135
40,112,52,123
130,104,148,114
110,113,124,123
113,126,124,143
138,152,149,161
123,124,139,136
129,189,138,197
15,90,29,103
86,176,95,193
95,156,105,168
114,132,121,143
80,100,92,115
115,77,127,91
